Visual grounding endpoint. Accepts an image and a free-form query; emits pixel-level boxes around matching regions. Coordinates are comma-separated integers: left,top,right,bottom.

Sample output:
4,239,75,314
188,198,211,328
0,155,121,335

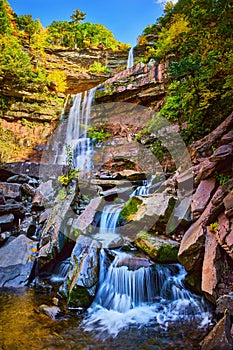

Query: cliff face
0,46,165,162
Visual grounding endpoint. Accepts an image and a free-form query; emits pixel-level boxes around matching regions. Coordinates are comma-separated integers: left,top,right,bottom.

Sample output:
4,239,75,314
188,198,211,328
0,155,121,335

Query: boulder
38,184,76,267
0,234,37,287
0,213,15,230
61,235,101,308
201,312,233,350
119,193,176,238
0,182,21,199
217,294,233,316
71,196,103,236
191,179,216,220
38,304,62,320
0,203,25,218
201,229,222,302
134,231,179,263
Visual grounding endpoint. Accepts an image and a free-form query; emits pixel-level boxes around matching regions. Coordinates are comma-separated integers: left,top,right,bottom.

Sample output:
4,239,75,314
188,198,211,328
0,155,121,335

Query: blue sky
8,0,169,46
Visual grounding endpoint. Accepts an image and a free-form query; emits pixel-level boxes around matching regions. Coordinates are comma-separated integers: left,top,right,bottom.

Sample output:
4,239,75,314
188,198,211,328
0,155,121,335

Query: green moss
68,286,92,308
157,243,178,263
120,197,143,221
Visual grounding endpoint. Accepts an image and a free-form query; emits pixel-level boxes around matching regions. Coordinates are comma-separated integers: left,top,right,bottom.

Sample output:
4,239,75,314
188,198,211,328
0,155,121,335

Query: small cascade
94,204,123,247
127,47,134,69
132,179,149,196
83,252,212,338
49,258,71,283
131,175,155,196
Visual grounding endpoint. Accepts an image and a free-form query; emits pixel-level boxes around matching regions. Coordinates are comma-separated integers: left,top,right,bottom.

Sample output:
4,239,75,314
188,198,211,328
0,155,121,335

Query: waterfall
82,252,212,338
93,204,123,247
56,87,96,176
127,47,134,69
131,175,156,196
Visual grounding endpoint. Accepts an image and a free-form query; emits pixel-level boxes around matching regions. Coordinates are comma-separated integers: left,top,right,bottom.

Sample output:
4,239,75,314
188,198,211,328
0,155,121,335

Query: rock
120,193,176,238
0,182,21,199
22,183,36,197
38,304,61,319
201,228,222,302
194,159,217,186
61,235,101,308
0,234,37,287
0,213,15,230
116,170,146,181
19,214,37,237
32,180,56,209
178,219,205,272
0,203,25,218
224,192,233,212
134,231,179,263
0,190,6,204
71,196,103,236
201,312,233,350
190,112,233,160
217,294,233,316
210,144,233,162
38,184,76,267
191,179,216,220
7,174,33,184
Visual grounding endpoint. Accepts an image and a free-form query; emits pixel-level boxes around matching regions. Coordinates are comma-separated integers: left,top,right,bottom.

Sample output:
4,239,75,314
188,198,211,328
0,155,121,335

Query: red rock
191,178,216,220
224,192,233,211
202,228,221,299
217,213,230,244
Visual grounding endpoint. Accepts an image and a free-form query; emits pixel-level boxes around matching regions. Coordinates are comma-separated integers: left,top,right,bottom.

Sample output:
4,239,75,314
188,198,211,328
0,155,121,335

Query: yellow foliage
48,69,67,93
156,15,190,58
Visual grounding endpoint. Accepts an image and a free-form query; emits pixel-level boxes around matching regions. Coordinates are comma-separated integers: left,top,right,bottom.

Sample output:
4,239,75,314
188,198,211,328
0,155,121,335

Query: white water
127,47,134,69
83,252,212,338
56,87,96,176
93,204,123,247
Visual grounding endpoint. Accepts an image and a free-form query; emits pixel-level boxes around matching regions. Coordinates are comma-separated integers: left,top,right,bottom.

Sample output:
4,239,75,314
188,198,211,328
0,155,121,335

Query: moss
68,286,93,308
120,197,143,221
157,243,178,263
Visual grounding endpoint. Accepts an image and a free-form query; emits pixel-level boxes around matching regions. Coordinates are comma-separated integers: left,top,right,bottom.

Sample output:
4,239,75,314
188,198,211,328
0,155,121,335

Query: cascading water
82,193,212,339
93,204,123,247
127,47,134,69
56,87,96,176
82,252,212,338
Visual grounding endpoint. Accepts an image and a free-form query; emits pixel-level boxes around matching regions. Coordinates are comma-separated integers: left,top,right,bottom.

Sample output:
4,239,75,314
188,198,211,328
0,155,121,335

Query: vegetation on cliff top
0,0,127,95
138,0,233,142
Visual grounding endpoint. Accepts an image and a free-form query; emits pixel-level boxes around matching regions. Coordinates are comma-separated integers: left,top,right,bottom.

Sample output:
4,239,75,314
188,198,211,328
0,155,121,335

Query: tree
15,14,41,45
70,9,86,23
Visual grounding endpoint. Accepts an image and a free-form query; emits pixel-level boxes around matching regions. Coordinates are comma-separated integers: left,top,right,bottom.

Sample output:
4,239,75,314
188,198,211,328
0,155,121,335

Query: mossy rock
68,285,93,308
120,196,143,221
134,231,179,263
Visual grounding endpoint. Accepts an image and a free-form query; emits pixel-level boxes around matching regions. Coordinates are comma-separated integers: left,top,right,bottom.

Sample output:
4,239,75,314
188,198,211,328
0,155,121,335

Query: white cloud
156,0,178,5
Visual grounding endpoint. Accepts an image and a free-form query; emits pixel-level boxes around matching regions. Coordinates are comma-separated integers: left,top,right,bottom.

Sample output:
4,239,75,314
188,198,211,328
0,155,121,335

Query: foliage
213,172,231,185
138,0,233,142
47,70,67,93
120,197,142,221
70,9,86,23
209,222,219,233
88,61,109,74
58,145,79,186
0,34,34,88
87,123,111,143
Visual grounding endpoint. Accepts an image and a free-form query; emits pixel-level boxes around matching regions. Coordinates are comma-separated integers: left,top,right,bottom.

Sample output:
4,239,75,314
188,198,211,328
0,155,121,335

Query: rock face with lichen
61,235,101,308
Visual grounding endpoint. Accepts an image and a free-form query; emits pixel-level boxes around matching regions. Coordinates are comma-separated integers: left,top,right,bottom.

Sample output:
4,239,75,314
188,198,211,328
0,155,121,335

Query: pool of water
0,287,214,350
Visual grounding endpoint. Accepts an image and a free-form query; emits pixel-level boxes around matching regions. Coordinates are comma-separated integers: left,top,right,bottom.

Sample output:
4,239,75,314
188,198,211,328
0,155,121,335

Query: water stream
127,47,134,69
0,89,214,349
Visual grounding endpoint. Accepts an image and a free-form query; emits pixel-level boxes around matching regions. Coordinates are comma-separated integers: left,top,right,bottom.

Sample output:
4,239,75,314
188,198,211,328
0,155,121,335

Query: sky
7,0,175,46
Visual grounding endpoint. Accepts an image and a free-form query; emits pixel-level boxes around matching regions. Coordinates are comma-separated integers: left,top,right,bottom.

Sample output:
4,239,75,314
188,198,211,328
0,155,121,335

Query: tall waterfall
56,87,96,175
127,47,134,69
